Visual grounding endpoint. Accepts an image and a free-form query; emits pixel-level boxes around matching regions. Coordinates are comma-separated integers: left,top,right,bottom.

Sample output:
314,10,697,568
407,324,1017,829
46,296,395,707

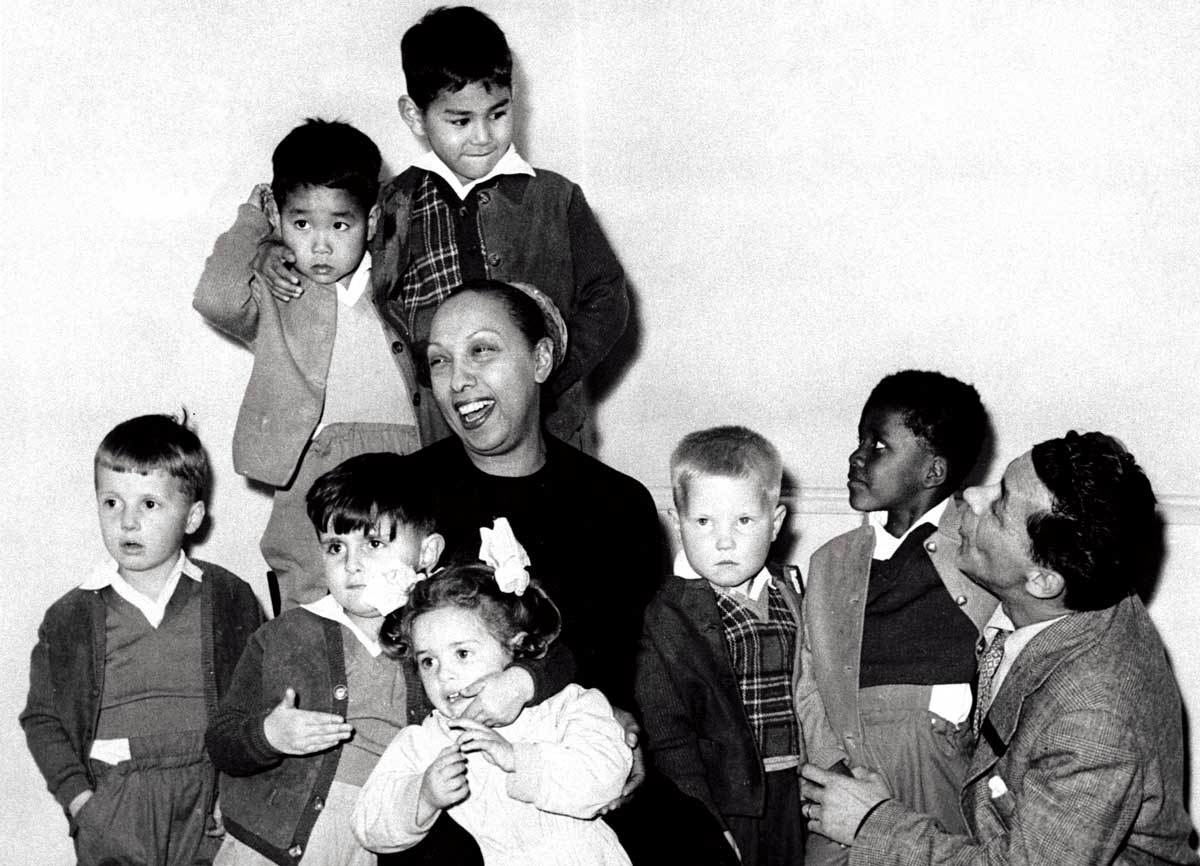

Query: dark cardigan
20,561,262,817
206,607,429,866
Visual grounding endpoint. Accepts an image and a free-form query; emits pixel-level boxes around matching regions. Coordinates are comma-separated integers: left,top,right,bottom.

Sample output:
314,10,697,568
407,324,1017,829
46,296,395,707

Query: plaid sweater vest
714,585,801,761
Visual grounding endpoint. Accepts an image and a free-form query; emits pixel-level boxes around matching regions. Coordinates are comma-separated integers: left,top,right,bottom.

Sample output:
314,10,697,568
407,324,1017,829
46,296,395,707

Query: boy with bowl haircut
194,118,422,610
255,6,629,453
803,370,996,852
206,452,445,866
21,414,262,866
635,426,842,866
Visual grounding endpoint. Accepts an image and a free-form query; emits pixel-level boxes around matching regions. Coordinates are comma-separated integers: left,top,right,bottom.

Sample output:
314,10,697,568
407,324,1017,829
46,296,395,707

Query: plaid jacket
849,594,1198,866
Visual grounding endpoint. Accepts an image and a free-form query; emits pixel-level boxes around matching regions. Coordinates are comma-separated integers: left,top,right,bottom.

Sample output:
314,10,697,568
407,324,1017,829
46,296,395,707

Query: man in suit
801,430,1198,865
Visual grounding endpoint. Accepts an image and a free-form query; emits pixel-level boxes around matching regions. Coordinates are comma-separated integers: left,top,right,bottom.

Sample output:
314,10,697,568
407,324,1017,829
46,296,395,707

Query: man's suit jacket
849,593,1198,865
804,502,997,764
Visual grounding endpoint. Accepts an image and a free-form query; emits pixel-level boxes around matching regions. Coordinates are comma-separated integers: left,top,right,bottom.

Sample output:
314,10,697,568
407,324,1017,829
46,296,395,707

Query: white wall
3,2,1198,861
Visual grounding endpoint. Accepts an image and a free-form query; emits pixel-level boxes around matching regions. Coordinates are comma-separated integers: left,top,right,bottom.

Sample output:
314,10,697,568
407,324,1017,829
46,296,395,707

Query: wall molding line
647,486,1200,526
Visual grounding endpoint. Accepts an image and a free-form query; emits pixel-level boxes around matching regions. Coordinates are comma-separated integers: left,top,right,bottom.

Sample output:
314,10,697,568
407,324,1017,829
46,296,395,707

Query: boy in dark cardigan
21,413,262,866
635,426,843,866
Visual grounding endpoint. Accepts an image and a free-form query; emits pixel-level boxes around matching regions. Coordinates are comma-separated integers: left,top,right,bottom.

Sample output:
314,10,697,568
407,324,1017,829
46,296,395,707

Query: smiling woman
393,280,736,865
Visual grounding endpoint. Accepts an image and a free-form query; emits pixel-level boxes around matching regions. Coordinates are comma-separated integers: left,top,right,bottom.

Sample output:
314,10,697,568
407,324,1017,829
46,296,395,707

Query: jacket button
288,845,303,858
478,191,491,205
412,393,421,407
848,596,859,605
488,252,501,267
391,340,404,354
333,685,348,701
458,206,468,218
925,540,937,552
312,797,324,812
843,664,853,673
955,594,968,606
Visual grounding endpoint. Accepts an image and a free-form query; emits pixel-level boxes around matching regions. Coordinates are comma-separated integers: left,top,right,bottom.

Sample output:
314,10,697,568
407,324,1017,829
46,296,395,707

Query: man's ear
532,337,554,384
923,455,948,490
366,203,382,243
419,532,445,573
770,503,787,542
507,630,529,651
1024,568,1065,601
399,95,426,137
185,500,206,536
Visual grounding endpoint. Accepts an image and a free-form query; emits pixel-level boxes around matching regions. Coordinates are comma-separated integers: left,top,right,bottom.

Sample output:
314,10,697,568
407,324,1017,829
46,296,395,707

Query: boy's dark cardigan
20,561,262,821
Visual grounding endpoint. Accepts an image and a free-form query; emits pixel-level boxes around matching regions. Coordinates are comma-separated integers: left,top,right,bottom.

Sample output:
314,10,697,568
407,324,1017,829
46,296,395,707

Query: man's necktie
973,629,1011,736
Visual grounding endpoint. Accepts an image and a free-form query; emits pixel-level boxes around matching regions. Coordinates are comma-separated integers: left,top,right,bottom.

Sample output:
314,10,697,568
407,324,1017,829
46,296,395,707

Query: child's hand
448,717,515,772
456,667,534,727
253,240,302,301
262,687,353,755
417,744,470,823
596,706,645,815
246,183,279,225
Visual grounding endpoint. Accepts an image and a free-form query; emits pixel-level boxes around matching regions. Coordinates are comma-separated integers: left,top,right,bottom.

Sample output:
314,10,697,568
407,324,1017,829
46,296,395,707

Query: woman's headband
508,281,569,370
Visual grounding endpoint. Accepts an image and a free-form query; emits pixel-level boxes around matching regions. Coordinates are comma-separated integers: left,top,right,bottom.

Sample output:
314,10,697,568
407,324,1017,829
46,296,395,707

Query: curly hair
865,369,988,492
1028,431,1157,611
379,563,562,662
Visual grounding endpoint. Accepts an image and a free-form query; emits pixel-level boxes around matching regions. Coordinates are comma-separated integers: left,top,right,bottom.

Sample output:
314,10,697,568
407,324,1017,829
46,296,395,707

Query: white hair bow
479,517,531,596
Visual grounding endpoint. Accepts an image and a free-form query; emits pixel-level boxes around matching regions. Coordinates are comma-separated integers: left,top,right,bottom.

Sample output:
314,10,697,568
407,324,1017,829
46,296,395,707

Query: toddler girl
352,563,632,866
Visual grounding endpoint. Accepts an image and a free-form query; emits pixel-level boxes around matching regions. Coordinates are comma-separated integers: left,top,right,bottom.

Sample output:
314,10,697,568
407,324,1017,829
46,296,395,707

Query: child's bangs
322,504,397,540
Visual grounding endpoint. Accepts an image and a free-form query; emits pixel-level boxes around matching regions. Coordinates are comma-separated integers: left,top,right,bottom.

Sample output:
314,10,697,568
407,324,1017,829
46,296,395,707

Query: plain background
3,1,1198,860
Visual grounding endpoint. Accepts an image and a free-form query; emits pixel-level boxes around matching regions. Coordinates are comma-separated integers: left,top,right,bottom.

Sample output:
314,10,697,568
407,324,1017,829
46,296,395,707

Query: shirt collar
672,550,772,602
335,251,372,307
869,497,948,561
413,145,536,200
983,604,1068,696
301,594,383,657
79,552,201,628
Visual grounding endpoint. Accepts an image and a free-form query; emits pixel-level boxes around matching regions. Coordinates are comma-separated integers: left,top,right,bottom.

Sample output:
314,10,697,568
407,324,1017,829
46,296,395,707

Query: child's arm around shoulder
20,590,95,814
192,186,282,344
504,683,632,819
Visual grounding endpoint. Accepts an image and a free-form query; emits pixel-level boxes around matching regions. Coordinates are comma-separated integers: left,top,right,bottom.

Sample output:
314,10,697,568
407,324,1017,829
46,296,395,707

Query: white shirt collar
982,605,1069,697
869,498,949,561
79,552,202,628
301,594,383,657
413,145,536,201
335,251,372,307
672,550,773,602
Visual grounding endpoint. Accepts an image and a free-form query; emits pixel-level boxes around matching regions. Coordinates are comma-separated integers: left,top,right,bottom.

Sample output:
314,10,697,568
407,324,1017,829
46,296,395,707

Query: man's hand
449,717,515,772
800,763,892,846
68,789,93,819
457,667,534,727
262,687,354,755
597,706,645,815
417,744,470,824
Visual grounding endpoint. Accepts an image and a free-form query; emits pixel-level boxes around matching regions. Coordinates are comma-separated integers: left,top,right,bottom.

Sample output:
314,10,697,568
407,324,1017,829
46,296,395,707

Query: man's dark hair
271,118,382,213
306,452,437,538
865,369,988,492
401,6,512,110
1028,431,1156,611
